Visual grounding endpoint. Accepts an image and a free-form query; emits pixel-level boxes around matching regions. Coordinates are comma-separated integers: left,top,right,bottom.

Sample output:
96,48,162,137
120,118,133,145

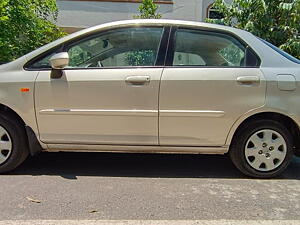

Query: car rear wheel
0,114,29,173
229,119,294,178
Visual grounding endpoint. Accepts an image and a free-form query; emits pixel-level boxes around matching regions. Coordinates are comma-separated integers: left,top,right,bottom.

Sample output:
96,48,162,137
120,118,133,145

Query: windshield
258,37,300,64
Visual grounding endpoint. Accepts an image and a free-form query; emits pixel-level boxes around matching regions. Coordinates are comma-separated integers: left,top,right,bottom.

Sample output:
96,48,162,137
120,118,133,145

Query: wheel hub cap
0,126,12,165
244,129,287,172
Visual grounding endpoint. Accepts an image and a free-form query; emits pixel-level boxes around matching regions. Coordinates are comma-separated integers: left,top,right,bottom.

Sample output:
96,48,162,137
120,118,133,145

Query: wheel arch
0,103,43,156
0,103,26,125
226,110,300,153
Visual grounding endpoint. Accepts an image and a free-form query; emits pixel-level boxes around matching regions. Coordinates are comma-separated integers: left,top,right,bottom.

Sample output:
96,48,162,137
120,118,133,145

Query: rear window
172,28,260,67
259,38,300,64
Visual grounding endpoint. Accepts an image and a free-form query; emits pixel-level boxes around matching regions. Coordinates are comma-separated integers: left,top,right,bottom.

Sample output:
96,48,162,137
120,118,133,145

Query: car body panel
225,67,300,146
35,68,163,145
159,67,266,146
0,19,299,154
0,63,48,148
263,67,300,125
0,69,36,129
46,143,228,154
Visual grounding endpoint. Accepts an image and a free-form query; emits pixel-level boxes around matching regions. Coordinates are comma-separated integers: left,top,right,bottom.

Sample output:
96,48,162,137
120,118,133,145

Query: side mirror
49,52,69,69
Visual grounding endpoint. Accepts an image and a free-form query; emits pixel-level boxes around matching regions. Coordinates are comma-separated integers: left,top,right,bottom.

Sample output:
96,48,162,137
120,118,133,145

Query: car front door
159,27,266,146
34,26,167,145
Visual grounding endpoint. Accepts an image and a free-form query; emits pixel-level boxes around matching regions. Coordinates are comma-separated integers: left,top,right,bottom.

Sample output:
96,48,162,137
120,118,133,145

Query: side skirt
46,144,228,154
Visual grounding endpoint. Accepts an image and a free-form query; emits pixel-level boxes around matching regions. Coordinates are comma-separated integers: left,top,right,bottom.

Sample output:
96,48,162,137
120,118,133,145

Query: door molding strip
39,109,158,117
40,109,225,117
160,110,225,117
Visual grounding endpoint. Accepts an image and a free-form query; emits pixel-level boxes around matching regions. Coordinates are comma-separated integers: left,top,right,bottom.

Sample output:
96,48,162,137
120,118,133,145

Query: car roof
91,19,238,30
79,19,245,37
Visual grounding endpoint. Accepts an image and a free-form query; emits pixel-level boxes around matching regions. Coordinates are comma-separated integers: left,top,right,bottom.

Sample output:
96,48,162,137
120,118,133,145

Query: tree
207,0,300,59
0,0,66,63
134,0,162,19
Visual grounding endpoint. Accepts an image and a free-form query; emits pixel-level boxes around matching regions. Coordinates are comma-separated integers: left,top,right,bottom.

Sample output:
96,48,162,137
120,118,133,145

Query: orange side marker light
20,88,30,92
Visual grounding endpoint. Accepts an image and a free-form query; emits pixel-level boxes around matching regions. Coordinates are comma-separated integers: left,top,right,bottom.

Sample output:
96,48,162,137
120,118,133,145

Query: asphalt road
0,152,300,220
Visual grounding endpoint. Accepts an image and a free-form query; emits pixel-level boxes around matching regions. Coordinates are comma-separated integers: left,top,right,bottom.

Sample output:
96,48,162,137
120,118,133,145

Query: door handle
237,76,260,85
125,76,150,85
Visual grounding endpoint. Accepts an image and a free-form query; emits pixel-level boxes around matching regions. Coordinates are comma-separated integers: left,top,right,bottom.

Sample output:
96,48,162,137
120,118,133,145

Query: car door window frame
165,26,261,68
62,26,168,69
24,45,64,71
24,26,171,71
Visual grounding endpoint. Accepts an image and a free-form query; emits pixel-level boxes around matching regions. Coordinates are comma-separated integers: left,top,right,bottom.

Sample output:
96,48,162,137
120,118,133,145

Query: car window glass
173,29,248,67
101,50,158,67
28,52,56,69
173,52,206,66
66,27,164,68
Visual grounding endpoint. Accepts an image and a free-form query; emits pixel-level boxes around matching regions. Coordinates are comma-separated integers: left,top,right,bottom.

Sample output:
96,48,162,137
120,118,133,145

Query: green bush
206,0,300,59
134,0,162,19
126,50,156,66
0,0,66,63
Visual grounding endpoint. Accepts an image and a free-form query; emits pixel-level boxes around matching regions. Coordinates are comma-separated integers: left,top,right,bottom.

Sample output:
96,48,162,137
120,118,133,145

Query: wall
56,0,211,30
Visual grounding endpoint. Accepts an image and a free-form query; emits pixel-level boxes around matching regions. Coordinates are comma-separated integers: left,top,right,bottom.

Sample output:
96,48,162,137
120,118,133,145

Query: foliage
125,50,156,66
219,44,245,65
0,0,66,63
206,0,300,59
134,0,162,19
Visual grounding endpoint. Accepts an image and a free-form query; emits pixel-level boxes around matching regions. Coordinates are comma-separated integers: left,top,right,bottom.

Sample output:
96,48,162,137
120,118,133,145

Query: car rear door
34,26,169,145
159,27,266,146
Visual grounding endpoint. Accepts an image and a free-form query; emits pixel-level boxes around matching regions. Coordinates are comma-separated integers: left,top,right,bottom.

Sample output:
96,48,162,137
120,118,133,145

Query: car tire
229,119,294,178
0,113,29,173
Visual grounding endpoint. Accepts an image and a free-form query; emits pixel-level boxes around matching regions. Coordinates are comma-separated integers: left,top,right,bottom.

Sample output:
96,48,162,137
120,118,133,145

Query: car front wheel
229,119,294,178
0,114,29,173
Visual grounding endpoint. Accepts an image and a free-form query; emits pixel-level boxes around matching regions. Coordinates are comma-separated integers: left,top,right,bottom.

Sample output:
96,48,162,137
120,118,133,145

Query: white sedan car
0,19,300,178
